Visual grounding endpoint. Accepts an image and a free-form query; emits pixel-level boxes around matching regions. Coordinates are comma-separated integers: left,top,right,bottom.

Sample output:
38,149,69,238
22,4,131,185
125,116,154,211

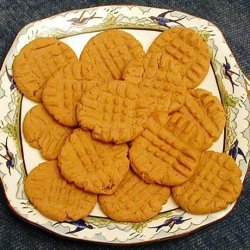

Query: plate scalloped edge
0,5,249,245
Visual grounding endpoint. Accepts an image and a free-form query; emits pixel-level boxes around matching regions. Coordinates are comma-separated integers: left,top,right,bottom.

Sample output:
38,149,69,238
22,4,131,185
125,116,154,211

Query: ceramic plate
0,5,249,245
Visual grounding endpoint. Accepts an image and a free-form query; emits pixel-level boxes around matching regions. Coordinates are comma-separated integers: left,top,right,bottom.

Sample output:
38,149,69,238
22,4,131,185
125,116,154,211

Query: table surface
0,0,249,249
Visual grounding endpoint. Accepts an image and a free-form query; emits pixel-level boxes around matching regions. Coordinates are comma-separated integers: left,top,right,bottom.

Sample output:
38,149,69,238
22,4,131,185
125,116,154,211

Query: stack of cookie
13,28,243,223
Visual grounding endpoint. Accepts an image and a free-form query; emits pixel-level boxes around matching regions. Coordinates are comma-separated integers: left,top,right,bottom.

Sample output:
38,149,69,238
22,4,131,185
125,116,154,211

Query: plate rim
0,176,247,246
0,175,247,246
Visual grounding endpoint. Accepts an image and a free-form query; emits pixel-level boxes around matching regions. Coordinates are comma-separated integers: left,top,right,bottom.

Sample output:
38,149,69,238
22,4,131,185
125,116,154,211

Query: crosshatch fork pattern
23,104,72,160
80,29,145,81
25,161,97,221
42,61,101,127
13,38,77,102
148,27,210,89
98,170,170,222
130,117,201,186
58,129,129,194
172,151,243,214
179,89,226,142
77,80,152,143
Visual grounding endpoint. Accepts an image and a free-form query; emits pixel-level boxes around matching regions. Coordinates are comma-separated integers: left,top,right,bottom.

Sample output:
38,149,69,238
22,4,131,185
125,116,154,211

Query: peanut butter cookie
77,80,152,144
98,170,170,222
24,161,97,221
58,129,129,194
147,27,211,89
13,37,77,102
80,29,145,81
129,115,201,186
179,88,226,143
42,61,102,127
172,151,242,214
23,104,72,160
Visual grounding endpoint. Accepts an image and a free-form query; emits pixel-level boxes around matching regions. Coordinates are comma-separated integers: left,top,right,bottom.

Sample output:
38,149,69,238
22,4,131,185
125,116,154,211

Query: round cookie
172,151,242,214
80,29,145,81
147,27,211,89
142,51,187,113
129,115,201,186
166,112,213,151
179,88,226,143
123,46,187,114
23,104,72,160
42,61,102,127
138,78,186,114
24,161,97,221
77,80,152,144
58,129,129,195
13,37,77,102
98,170,170,222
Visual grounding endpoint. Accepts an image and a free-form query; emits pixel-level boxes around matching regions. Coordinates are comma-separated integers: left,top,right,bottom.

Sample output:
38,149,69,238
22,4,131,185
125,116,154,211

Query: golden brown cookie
147,27,211,89
139,79,172,113
42,61,102,127
129,115,201,186
98,170,170,222
80,29,145,81
13,37,77,102
122,50,187,113
23,104,72,160
172,151,242,214
122,55,187,114
140,78,186,114
24,161,97,221
77,80,152,144
179,88,226,143
122,59,145,85
58,129,129,194
167,112,213,151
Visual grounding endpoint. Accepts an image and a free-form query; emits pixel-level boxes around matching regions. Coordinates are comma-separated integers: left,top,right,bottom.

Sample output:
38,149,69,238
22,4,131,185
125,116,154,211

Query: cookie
129,115,201,186
24,161,97,221
98,170,170,222
122,59,144,85
80,29,145,81
172,151,242,214
139,78,186,114
13,37,77,102
58,129,129,194
77,80,152,144
166,112,213,151
122,51,187,113
147,27,211,89
179,88,226,143
42,61,102,127
23,104,72,160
